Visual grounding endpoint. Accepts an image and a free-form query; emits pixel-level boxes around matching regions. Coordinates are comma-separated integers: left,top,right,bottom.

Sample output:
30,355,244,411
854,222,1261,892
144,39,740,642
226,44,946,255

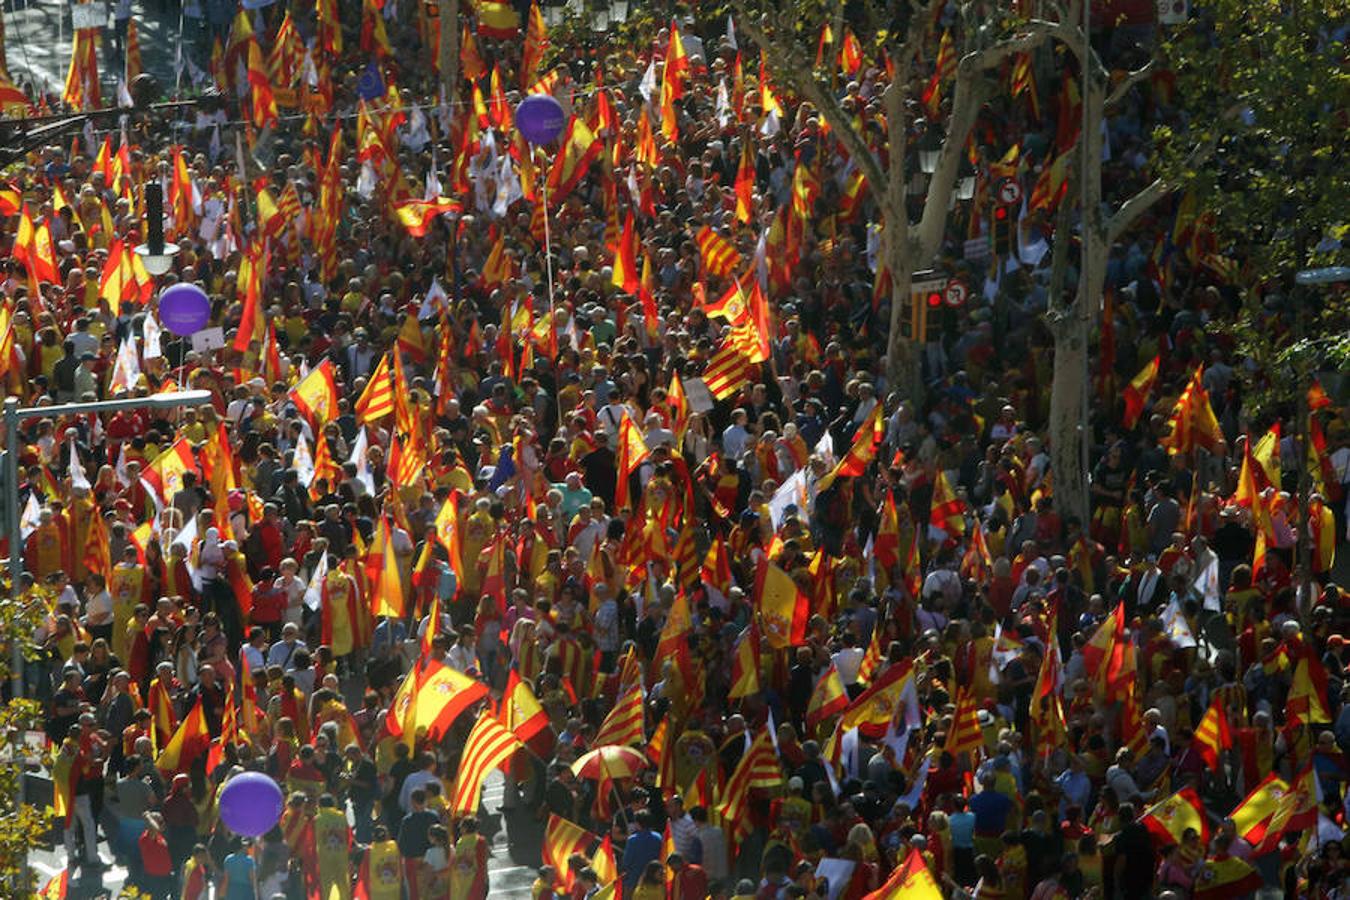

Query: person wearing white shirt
445,627,478,673
832,637,865,688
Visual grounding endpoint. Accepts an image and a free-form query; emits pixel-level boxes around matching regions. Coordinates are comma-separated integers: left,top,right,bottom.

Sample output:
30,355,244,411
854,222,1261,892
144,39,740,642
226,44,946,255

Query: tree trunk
439,0,458,103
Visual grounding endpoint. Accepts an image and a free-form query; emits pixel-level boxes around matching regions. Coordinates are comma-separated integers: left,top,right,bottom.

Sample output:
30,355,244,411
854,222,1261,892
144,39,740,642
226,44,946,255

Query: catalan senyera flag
1122,355,1160,429
519,1,548,89
289,359,340,430
817,403,885,492
945,685,985,759
1029,150,1071,213
1191,692,1232,768
805,663,849,729
1139,786,1210,848
156,696,211,775
920,29,955,117
546,116,603,204
63,28,101,111
1160,365,1225,456
614,411,651,511
592,679,644,747
543,815,597,893
754,560,810,649
451,711,522,816
929,469,966,536
695,226,742,278
862,847,942,900
717,729,781,841
140,438,197,508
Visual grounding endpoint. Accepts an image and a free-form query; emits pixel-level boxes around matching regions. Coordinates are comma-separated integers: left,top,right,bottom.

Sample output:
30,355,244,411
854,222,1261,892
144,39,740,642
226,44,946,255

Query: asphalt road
30,768,544,898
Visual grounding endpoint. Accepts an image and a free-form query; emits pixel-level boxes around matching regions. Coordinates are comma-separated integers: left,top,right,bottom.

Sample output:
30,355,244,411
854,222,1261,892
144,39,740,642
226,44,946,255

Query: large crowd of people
2,0,1348,898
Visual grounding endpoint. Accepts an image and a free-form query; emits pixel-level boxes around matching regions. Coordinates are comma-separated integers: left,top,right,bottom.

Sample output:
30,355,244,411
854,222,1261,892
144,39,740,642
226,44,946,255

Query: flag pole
539,168,564,439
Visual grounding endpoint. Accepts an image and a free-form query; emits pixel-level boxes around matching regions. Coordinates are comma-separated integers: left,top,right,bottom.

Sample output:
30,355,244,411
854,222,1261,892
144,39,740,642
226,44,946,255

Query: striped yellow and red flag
355,352,395,425
593,679,644,747
856,619,885,688
1160,365,1225,456
518,0,547,87
863,847,941,899
543,815,596,892
805,663,848,730
695,226,742,278
1191,692,1232,768
156,697,211,775
920,30,955,117
1029,150,1071,212
245,38,277,127
945,685,985,759
39,870,69,900
717,729,781,840
1122,355,1160,429
591,834,618,886
451,711,522,816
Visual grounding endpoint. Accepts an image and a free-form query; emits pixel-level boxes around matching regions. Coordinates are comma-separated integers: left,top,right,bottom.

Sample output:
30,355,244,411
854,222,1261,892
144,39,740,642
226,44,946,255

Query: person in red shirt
666,853,709,900
137,812,174,899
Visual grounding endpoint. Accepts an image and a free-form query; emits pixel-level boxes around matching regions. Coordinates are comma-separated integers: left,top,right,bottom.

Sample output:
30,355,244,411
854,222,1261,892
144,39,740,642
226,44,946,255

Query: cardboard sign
190,326,226,352
70,4,108,31
682,377,716,414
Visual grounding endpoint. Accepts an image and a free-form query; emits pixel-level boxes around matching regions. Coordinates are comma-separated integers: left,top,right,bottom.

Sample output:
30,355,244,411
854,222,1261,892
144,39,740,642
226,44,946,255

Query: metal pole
5,397,21,703
540,171,563,437
1080,0,1093,525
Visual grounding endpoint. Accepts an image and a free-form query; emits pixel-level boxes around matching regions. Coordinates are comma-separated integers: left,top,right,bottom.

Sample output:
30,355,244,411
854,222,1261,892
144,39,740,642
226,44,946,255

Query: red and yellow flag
862,847,942,899
451,711,522,815
289,359,340,430
1122,355,1160,429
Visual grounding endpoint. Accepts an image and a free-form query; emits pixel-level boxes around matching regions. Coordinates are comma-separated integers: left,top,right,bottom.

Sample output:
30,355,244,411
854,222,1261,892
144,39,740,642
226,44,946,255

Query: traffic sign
944,279,968,308
997,178,1022,205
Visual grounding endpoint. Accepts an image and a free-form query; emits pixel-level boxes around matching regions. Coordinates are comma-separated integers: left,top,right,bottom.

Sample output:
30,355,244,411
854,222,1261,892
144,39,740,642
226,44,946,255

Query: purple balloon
158,283,212,336
516,94,566,146
218,772,284,837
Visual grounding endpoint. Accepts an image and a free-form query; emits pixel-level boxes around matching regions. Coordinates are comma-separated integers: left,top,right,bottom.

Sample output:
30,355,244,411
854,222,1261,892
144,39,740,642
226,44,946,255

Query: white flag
293,431,315,488
768,468,808,529
114,443,131,487
68,443,91,491
715,78,732,129
109,336,142,394
19,493,41,539
142,312,163,360
303,551,327,611
1191,552,1221,613
639,60,657,103
1161,597,1197,648
348,429,375,495
726,14,737,50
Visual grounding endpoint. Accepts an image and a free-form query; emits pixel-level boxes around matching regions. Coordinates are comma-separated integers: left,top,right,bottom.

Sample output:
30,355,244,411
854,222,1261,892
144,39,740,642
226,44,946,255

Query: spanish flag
805,663,849,730
817,403,885,491
734,137,755,224
728,624,761,699
1229,772,1289,849
39,871,69,900
840,659,918,738
863,847,941,899
1160,365,1225,456
476,0,520,40
156,696,211,775
288,359,340,430
367,515,406,619
610,211,639,295
614,411,651,511
929,469,966,536
754,560,809,649
500,668,552,754
394,196,461,238
140,438,197,509
1122,355,1160,429
546,116,603,204
1192,855,1263,899
1139,787,1209,848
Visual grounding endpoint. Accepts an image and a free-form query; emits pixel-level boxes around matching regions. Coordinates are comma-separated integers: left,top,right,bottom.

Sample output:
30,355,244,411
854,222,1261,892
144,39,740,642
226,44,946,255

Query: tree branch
914,73,990,261
735,9,889,195
1106,134,1217,243
1105,60,1155,109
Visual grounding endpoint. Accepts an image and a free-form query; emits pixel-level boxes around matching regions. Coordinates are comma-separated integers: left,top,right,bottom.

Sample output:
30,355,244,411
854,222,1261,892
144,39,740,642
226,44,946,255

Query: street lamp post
4,390,214,699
